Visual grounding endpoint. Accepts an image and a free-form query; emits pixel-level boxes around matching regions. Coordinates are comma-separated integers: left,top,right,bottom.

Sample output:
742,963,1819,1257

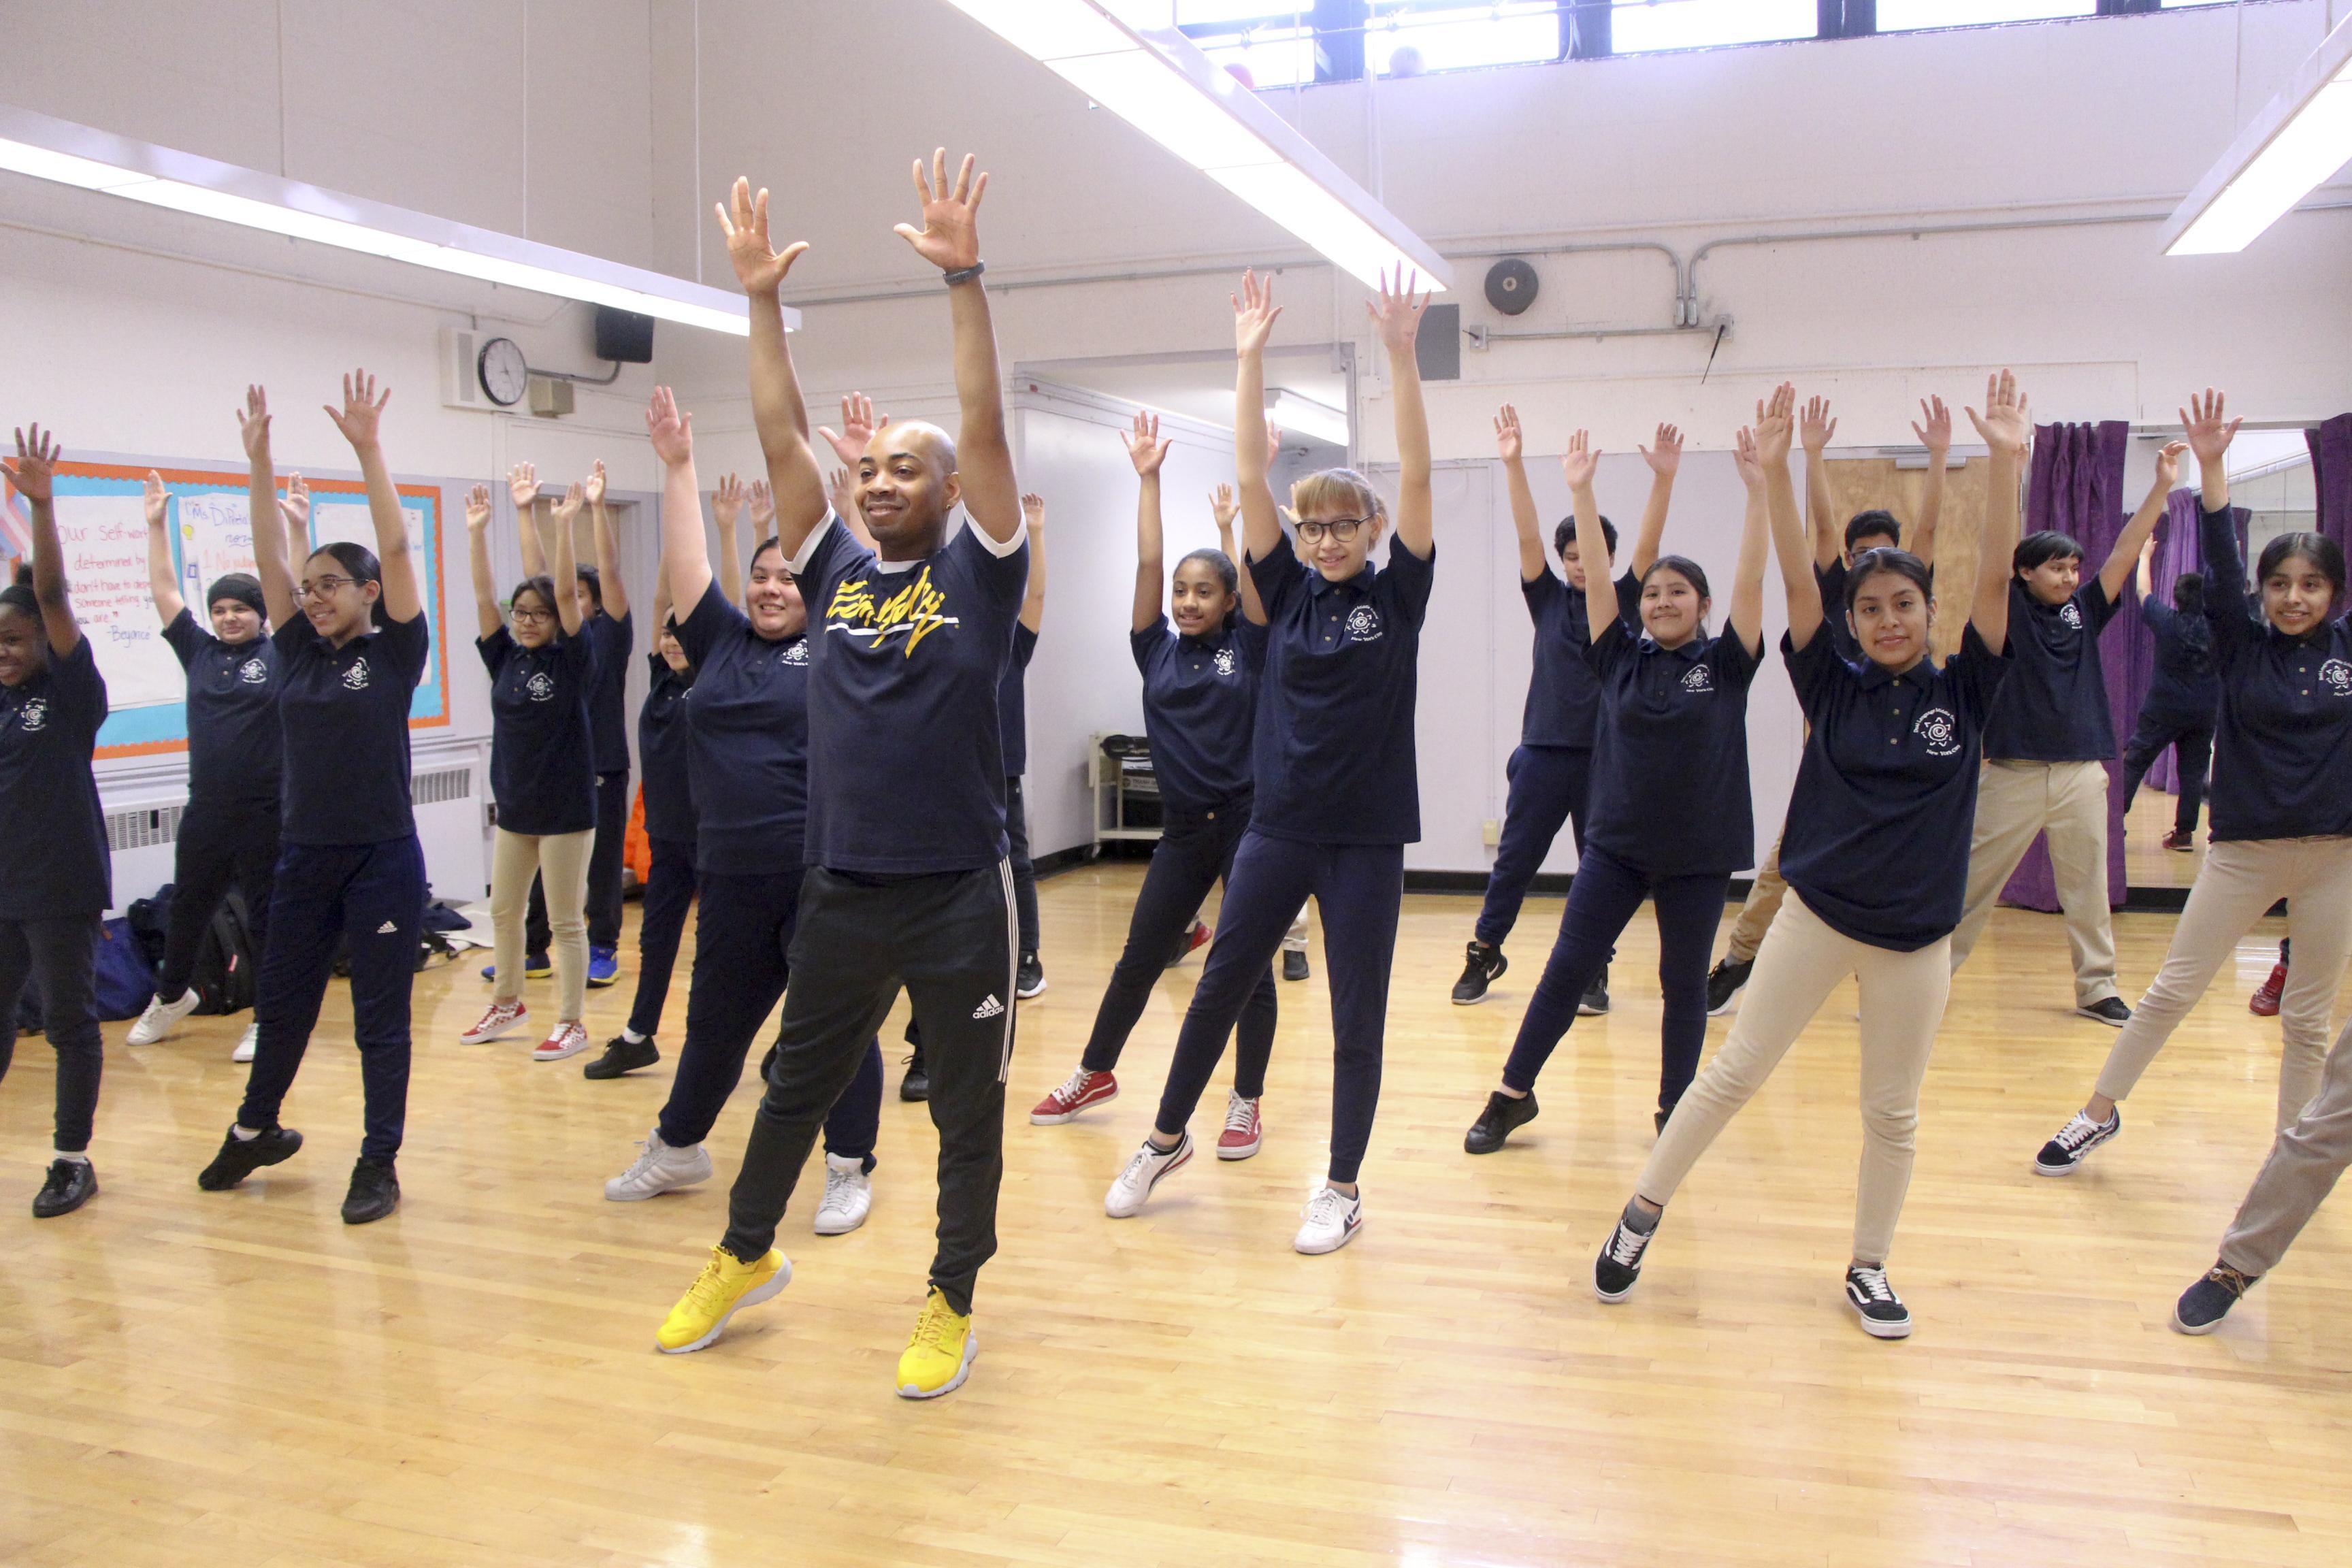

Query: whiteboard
51,489,182,709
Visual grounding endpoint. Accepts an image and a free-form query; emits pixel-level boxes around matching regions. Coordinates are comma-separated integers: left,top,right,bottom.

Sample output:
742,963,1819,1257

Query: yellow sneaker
656,1245,789,1354
895,1286,978,1399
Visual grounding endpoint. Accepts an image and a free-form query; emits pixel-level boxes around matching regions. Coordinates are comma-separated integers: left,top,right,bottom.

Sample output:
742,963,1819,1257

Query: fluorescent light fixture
2163,10,2352,255
1269,389,1350,446
939,1,1452,293
0,104,766,336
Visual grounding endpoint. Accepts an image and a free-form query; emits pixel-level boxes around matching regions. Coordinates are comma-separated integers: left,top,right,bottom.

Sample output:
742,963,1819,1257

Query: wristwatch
943,261,986,287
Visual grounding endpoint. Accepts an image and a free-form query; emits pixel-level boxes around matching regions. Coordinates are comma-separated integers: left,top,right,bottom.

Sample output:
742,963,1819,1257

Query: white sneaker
128,987,200,1046
460,999,527,1045
532,1020,591,1062
604,1129,714,1201
1105,1132,1193,1218
231,1022,257,1064
1294,1185,1363,1254
813,1154,872,1235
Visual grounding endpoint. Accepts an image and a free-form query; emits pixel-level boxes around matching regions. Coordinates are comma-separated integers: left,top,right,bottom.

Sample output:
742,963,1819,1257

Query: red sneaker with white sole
461,1000,527,1045
534,1020,591,1062
1217,1090,1262,1160
2251,958,2287,1017
1166,920,1212,968
1031,1067,1118,1125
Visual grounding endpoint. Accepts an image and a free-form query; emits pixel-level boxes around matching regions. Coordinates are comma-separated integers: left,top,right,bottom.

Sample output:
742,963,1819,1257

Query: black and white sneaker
1844,1264,1912,1339
2034,1107,2121,1175
2076,997,2132,1026
2171,1262,2257,1335
1451,941,1507,1004
1463,1089,1539,1154
1578,966,1610,1017
1593,1211,1657,1303
197,1125,304,1191
1705,957,1752,1017
1015,952,1047,1000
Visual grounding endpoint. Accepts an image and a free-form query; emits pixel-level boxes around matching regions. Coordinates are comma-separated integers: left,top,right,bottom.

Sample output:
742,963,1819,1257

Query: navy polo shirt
638,651,698,845
1779,624,2013,951
1519,569,1605,749
2140,597,2219,724
1582,587,1761,877
584,608,634,775
674,581,811,872
162,609,282,803
274,610,429,847
0,636,111,919
2200,503,2352,842
788,512,1028,875
1247,531,1434,846
478,625,598,837
1131,615,1267,811
1981,577,2120,762
998,621,1038,777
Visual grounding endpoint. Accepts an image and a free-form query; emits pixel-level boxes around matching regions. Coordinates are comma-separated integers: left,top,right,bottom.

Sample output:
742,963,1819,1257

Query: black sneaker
197,1125,304,1190
1705,957,1752,1017
1464,1089,1539,1154
900,1051,930,1102
583,1034,661,1079
1844,1264,1912,1339
1594,1211,1657,1302
1450,941,1507,1005
2172,1262,2257,1335
1282,949,1309,982
33,1158,97,1218
2076,997,2132,1026
1578,966,1610,1017
1016,952,1047,1000
2034,1107,2121,1176
341,1157,399,1224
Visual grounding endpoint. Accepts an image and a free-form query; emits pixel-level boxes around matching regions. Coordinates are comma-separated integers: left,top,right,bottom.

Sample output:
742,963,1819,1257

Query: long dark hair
2256,531,2347,606
310,541,386,627
1844,546,1933,610
1175,546,1240,630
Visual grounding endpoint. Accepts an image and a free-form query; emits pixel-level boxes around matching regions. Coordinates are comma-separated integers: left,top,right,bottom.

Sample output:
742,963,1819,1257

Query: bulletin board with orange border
7,461,448,759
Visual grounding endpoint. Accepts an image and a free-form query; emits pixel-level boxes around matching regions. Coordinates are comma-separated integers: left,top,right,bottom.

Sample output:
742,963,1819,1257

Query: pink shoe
461,999,527,1045
1216,1090,1262,1160
534,1021,591,1062
1031,1067,1118,1125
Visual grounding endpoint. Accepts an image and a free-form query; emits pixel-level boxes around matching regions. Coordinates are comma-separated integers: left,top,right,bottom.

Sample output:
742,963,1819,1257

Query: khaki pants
1723,832,1786,965
2095,836,2352,1132
490,826,593,1022
2219,1011,2352,1277
1638,892,1951,1266
1949,760,2119,1007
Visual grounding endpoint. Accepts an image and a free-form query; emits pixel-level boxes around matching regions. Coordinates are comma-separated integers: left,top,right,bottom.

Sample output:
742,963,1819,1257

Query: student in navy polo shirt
1466,416,1769,1153
1031,413,1277,1146
2119,538,2218,851
1105,267,1436,1256
1593,376,2023,1340
1450,405,1668,1013
653,157,1025,1403
0,425,110,1218
197,374,430,1226
583,475,746,1081
1703,395,1949,1016
1948,444,2185,1026
130,456,284,1065
601,392,885,1245
457,480,600,1063
2036,390,2352,1182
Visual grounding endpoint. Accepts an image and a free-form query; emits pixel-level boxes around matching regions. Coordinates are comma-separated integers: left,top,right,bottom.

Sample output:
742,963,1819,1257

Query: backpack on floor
93,917,158,1022
189,887,258,1016
126,884,174,973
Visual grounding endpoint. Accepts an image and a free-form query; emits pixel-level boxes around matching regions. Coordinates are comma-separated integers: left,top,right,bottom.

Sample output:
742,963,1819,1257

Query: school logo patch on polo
2321,657,2352,696
1680,664,1714,693
342,658,371,691
525,672,555,702
1345,605,1383,643
1914,706,1960,757
239,658,269,684
14,697,48,733
781,640,810,666
1213,646,1237,677
2060,602,2084,631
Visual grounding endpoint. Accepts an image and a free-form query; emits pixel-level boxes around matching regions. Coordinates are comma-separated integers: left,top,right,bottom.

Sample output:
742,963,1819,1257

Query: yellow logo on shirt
826,568,961,657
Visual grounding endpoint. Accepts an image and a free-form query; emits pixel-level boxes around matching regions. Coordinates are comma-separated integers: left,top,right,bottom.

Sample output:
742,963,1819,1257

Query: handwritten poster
52,490,182,709
176,490,258,600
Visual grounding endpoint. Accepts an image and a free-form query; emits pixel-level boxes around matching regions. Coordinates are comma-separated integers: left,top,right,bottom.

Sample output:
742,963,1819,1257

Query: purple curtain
2309,414,2352,557
2001,420,2130,912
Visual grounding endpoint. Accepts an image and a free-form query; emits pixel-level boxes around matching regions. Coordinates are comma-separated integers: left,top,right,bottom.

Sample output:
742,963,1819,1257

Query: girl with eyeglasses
1592,377,2023,1340
1464,410,1769,1156
457,478,601,1062
0,425,111,1218
197,375,430,1226
1106,268,1436,1255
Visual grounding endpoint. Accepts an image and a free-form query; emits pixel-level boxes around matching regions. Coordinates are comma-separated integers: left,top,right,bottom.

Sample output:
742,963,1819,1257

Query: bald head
865,419,958,477
856,419,964,555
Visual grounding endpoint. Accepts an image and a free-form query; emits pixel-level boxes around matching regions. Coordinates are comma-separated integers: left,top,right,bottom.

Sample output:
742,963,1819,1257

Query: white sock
54,1149,88,1165
622,1028,648,1044
231,1124,261,1142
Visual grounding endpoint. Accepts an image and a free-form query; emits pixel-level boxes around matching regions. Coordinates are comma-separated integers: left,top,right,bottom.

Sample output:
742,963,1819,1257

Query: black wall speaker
1484,258,1538,316
593,306,656,364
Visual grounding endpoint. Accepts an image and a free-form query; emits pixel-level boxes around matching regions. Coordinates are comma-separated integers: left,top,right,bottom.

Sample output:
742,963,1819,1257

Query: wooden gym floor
3,853,2347,1566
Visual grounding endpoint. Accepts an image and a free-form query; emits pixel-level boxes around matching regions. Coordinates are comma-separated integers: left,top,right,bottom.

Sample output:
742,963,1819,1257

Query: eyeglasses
510,606,554,625
296,575,357,602
1294,517,1369,544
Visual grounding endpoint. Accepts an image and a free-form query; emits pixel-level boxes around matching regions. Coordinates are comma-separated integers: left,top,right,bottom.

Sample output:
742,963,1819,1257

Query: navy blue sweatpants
239,836,426,1162
623,835,697,1040
1081,797,1275,1090
1501,843,1725,1113
1156,830,1402,1184
1475,745,1592,948
0,914,103,1152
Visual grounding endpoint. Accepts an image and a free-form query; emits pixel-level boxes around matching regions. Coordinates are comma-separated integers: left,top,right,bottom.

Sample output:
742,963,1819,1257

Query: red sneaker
1031,1067,1118,1125
533,1020,591,1062
2250,960,2287,1017
460,999,527,1045
1166,919,1213,968
1216,1090,1262,1160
